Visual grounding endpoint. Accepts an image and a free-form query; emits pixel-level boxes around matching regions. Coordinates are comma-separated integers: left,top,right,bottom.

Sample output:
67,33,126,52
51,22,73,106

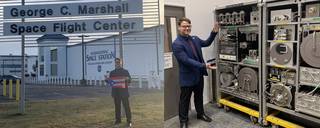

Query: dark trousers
113,96,132,123
179,77,204,123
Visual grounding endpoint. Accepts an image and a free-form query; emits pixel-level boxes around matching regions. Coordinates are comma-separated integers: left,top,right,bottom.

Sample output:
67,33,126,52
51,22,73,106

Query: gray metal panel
261,2,268,124
215,1,258,10
266,0,297,7
300,0,320,4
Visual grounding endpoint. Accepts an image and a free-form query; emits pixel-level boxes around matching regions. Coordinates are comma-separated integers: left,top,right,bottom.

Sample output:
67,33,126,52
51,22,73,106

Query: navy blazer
172,32,217,87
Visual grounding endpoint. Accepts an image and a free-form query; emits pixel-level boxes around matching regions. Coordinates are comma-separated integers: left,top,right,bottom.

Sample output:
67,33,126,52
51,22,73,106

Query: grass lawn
0,91,163,128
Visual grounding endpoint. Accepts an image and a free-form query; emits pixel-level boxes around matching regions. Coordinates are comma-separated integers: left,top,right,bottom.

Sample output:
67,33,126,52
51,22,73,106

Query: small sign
164,52,173,69
97,65,102,72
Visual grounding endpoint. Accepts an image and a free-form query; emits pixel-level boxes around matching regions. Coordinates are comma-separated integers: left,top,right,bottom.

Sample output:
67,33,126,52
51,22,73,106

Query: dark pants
113,96,132,123
179,77,204,123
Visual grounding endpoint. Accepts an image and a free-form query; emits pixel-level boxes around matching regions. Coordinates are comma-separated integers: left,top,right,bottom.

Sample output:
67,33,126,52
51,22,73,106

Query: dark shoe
180,122,188,128
114,123,120,128
114,120,121,124
197,114,212,122
114,121,121,128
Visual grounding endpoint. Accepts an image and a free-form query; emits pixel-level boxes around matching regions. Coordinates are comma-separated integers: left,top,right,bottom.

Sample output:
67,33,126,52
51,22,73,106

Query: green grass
0,91,164,128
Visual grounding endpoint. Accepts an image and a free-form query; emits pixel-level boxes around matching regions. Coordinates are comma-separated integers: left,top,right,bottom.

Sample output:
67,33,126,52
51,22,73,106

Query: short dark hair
178,17,191,26
115,58,121,61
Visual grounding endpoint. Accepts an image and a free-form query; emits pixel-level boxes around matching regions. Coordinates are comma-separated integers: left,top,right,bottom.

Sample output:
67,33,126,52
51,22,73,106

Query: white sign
86,46,115,79
164,52,173,69
4,18,143,35
4,0,142,19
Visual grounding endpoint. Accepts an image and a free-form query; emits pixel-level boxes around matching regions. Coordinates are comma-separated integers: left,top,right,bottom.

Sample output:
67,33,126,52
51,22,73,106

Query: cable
306,71,320,95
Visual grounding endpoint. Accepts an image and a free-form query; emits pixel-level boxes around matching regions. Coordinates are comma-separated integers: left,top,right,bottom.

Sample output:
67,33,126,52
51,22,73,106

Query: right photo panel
163,0,320,128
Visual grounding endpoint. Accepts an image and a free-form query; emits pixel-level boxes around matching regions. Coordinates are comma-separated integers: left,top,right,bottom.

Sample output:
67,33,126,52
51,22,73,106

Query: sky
0,42,38,55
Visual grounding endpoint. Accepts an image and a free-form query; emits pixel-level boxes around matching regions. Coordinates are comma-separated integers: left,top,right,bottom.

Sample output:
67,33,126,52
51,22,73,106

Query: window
39,48,44,62
51,49,58,62
40,56,44,62
51,64,57,76
40,65,44,76
9,70,21,73
2,64,21,68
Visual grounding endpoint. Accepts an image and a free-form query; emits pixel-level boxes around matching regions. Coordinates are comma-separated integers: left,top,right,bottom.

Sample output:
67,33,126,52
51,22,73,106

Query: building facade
37,26,164,82
0,55,37,77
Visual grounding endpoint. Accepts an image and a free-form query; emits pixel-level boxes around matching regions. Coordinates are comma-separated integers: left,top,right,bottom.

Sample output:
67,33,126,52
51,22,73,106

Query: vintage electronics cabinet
215,0,320,127
215,1,263,124
262,0,320,127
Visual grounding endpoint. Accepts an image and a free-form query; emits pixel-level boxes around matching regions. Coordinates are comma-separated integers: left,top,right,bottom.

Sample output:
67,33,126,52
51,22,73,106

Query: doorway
164,5,185,121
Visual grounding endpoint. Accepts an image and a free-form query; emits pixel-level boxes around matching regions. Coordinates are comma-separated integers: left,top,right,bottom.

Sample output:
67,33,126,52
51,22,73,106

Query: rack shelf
267,22,299,26
267,103,320,124
218,60,259,68
266,0,297,8
221,24,258,29
266,63,297,70
267,40,298,43
220,88,259,104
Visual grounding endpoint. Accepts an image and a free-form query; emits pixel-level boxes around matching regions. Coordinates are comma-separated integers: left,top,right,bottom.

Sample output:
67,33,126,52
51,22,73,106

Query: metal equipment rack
215,0,320,127
214,1,263,124
262,0,320,127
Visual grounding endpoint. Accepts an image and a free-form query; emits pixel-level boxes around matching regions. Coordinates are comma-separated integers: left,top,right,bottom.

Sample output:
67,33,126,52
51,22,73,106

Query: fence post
9,80,13,99
3,80,6,96
16,80,20,101
139,75,142,88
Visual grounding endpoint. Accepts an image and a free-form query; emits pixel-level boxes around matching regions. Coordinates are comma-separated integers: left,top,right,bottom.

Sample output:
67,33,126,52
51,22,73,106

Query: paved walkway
165,103,263,128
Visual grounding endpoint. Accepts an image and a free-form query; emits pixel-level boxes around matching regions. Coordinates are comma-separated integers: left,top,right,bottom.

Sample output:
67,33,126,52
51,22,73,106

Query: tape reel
220,73,236,87
238,67,258,93
301,32,320,68
270,83,292,108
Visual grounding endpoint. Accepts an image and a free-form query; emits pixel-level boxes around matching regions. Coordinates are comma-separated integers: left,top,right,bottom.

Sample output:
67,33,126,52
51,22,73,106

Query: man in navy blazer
172,17,219,128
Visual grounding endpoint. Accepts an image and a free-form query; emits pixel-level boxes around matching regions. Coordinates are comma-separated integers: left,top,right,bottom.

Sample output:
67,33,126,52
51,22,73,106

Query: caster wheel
223,105,230,112
271,123,279,128
262,120,269,126
250,116,258,124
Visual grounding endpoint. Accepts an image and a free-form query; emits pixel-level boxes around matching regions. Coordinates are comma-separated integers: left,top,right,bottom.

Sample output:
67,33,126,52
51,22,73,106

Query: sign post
19,0,26,114
79,35,89,85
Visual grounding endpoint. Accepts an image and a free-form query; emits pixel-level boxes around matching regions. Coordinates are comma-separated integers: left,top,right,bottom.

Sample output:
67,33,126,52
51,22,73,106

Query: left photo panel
0,0,165,128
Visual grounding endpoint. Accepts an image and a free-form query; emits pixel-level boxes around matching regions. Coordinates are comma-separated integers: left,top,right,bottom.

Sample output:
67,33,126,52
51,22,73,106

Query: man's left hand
206,63,217,69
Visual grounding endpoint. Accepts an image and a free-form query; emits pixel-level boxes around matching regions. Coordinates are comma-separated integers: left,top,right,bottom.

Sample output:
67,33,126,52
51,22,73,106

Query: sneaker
127,122,132,128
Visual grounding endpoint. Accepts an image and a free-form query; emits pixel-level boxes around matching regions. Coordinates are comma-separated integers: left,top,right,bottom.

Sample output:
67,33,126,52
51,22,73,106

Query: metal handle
279,44,288,54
